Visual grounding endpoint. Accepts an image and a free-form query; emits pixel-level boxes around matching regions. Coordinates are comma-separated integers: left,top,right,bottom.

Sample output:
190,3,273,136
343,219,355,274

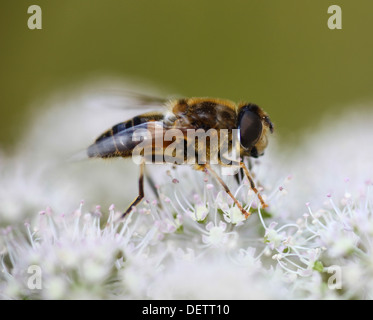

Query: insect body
88,97,274,218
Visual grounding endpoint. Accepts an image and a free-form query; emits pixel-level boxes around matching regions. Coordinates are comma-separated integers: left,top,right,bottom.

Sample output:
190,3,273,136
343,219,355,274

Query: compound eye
239,110,262,150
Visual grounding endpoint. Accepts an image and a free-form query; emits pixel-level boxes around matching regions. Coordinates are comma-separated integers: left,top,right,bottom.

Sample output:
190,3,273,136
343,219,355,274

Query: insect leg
144,165,158,197
234,167,244,185
239,162,268,208
204,164,250,218
122,160,145,218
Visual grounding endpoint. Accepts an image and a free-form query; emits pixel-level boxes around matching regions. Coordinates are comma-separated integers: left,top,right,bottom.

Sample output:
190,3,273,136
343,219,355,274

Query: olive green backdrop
1,0,373,151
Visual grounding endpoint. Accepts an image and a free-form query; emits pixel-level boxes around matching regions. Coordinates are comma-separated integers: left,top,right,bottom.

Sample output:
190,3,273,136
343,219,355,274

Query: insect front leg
238,161,268,209
204,164,251,219
122,159,145,218
221,157,268,209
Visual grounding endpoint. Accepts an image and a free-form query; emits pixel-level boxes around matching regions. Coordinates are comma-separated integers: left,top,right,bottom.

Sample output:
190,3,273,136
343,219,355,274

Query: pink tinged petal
206,221,214,231
46,207,53,216
219,221,227,231
202,234,209,244
154,220,161,228
268,222,278,230
206,184,214,190
164,197,171,203
167,224,176,233
298,269,313,277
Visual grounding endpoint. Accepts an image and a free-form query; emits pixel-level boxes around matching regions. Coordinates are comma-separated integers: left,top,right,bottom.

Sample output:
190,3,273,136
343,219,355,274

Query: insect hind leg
121,160,145,219
144,165,158,198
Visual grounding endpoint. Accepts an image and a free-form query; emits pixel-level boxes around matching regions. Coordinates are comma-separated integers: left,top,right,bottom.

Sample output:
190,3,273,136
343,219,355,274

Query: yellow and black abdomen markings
87,114,164,159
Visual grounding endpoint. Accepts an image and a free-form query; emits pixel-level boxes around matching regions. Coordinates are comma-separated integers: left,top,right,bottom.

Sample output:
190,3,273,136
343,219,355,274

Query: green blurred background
1,0,373,151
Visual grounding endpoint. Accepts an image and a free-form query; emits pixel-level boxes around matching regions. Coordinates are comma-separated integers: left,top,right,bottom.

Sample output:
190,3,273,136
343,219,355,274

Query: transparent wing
67,89,185,163
85,88,181,113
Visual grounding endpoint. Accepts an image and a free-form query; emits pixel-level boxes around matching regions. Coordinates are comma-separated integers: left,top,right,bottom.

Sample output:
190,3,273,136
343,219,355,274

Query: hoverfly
87,94,274,219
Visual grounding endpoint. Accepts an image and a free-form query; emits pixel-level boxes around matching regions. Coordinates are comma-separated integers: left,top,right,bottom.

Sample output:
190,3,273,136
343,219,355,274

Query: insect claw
243,210,251,219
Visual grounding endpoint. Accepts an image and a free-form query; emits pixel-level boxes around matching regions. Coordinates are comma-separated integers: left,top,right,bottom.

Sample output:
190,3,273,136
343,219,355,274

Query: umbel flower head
1,84,373,299
2,173,373,299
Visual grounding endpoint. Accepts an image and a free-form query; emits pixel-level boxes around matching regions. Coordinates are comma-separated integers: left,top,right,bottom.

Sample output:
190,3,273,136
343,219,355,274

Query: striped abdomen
87,113,165,159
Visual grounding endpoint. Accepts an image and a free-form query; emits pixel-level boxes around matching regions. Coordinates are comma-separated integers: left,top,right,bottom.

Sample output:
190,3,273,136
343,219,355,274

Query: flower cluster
1,166,373,299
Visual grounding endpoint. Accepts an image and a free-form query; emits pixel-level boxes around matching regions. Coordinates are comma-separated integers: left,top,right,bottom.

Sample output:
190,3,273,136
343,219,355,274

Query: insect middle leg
204,164,251,218
122,160,145,218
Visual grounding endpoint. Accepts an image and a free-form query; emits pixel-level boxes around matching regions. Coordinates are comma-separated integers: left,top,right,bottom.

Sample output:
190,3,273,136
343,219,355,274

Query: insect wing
87,121,166,158
88,89,173,114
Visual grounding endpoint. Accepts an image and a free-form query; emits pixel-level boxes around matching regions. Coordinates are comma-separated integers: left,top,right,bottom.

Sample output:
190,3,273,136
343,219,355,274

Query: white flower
223,205,246,225
0,202,157,299
202,221,230,247
264,222,287,251
187,203,209,222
